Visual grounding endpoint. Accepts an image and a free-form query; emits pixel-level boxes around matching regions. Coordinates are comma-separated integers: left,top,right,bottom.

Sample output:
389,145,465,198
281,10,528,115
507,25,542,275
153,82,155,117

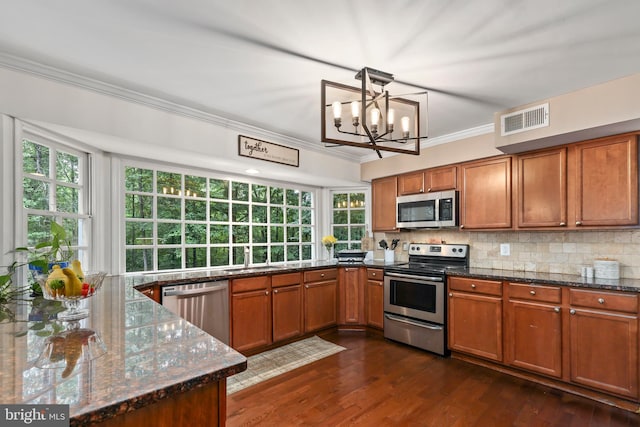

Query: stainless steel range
383,243,469,356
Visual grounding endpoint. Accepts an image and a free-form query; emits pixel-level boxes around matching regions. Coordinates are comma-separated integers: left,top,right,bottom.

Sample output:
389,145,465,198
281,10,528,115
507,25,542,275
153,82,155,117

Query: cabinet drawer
569,289,638,313
367,268,383,281
272,272,301,288
232,276,270,293
304,268,337,283
449,277,502,296
508,282,561,303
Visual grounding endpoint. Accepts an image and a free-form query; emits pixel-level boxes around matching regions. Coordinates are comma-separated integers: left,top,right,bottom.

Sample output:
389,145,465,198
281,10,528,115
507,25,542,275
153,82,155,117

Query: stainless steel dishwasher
161,280,229,345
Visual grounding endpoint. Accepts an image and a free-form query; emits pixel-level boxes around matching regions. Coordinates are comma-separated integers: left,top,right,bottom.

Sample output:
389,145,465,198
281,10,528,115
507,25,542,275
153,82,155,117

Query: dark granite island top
0,276,247,426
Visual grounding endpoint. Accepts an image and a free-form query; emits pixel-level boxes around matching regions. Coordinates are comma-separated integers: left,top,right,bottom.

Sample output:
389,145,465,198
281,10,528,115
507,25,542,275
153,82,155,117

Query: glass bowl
38,272,107,321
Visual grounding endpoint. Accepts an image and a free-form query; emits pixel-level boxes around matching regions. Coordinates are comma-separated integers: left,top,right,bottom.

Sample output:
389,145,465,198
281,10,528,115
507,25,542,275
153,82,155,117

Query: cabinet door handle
372,272,376,277
449,293,453,297
559,222,566,226
305,285,309,289
554,307,560,313
570,309,576,315
320,273,325,277
530,290,536,295
427,187,431,192
460,225,465,229
274,289,278,294
598,298,605,304
576,221,582,226
265,291,269,295
471,284,476,289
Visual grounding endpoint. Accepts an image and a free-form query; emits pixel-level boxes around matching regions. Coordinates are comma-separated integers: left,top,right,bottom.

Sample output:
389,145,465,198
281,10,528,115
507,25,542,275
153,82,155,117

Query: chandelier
321,67,428,158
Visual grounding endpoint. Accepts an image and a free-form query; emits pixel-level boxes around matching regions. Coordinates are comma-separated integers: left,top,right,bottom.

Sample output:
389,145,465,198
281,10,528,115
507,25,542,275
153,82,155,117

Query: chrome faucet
243,246,250,268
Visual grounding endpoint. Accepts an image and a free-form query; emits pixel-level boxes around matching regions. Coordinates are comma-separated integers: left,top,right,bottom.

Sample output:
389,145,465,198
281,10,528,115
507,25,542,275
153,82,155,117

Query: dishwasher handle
163,283,228,298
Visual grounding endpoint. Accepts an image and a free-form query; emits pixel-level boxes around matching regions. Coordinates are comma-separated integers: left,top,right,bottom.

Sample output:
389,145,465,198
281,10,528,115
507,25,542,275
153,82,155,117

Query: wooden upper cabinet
427,165,457,192
573,134,638,227
397,171,425,195
459,156,512,230
372,175,398,231
397,165,457,195
517,147,567,228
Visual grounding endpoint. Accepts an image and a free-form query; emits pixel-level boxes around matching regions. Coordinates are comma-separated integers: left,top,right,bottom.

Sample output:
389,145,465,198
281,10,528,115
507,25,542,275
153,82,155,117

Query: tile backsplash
373,229,640,279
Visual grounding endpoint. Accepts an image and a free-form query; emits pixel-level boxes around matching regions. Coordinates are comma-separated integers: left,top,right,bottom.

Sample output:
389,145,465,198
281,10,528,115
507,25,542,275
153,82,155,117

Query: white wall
0,66,364,188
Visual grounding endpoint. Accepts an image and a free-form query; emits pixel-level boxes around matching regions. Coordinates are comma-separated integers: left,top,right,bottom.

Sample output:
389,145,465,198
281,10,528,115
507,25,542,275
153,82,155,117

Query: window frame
15,122,93,280
329,188,369,252
120,158,318,274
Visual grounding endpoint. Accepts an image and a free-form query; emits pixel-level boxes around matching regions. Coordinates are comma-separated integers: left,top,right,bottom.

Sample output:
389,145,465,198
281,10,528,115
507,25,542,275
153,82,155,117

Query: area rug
227,335,346,395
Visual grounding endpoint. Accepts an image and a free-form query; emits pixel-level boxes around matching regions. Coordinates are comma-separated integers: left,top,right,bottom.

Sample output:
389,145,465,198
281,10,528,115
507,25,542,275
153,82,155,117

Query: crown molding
0,53,366,162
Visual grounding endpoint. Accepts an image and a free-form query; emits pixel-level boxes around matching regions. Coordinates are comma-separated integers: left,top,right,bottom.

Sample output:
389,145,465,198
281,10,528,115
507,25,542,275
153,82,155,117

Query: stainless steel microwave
396,190,458,228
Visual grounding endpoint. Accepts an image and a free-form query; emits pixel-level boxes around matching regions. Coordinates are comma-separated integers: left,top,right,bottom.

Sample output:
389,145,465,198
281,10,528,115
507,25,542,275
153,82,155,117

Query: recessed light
245,168,259,175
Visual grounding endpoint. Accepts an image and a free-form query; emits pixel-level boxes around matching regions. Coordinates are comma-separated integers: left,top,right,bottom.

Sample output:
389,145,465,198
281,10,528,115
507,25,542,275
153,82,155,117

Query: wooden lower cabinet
504,283,562,378
365,269,384,329
339,267,365,325
272,273,303,342
231,277,271,353
568,288,639,399
448,277,503,362
451,276,640,403
304,269,338,333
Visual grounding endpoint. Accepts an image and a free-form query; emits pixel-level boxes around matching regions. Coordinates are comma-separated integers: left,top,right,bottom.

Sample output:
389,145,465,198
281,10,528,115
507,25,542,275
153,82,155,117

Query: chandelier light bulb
351,101,360,118
332,101,342,127
387,108,395,132
351,101,360,127
371,108,380,134
401,116,411,139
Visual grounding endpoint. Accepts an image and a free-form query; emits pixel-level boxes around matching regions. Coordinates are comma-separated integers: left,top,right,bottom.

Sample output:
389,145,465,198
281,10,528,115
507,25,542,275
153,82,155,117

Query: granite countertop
127,259,396,287
0,276,247,425
448,267,640,293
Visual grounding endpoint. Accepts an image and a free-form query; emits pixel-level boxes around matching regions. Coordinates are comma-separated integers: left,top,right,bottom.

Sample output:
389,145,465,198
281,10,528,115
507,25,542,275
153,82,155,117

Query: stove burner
385,243,469,276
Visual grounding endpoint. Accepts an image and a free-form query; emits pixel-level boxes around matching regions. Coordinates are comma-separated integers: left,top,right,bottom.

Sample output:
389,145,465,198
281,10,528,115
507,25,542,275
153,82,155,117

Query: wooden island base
97,381,226,427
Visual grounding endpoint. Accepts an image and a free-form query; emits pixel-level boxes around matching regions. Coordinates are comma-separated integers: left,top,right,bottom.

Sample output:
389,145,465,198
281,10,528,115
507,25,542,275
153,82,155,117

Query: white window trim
14,119,105,275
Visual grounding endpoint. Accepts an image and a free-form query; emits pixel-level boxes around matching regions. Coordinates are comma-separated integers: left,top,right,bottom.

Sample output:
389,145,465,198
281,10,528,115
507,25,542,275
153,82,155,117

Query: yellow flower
321,235,337,250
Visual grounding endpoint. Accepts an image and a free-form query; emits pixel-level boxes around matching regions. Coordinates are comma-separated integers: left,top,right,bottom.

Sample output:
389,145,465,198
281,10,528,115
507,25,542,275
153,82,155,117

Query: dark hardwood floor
226,331,638,426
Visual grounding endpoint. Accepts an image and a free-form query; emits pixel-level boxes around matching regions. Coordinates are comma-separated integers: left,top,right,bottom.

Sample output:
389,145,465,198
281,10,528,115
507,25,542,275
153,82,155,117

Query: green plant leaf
30,322,46,331
35,330,51,337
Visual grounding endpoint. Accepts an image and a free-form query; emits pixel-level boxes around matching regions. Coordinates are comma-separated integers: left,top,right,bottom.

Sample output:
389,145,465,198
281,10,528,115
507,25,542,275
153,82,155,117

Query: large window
331,191,366,252
20,136,90,265
124,165,315,272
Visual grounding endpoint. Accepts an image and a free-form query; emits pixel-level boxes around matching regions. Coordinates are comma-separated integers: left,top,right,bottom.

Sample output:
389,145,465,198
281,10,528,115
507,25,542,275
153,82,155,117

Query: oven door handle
384,313,443,331
384,272,443,282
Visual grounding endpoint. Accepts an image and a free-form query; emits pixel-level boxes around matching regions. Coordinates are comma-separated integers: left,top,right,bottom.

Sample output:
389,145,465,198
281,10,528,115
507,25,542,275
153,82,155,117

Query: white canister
384,250,395,263
593,259,620,280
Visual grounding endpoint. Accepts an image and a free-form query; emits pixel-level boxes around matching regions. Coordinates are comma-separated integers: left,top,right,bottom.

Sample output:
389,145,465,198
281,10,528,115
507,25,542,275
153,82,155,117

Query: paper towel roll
593,260,619,279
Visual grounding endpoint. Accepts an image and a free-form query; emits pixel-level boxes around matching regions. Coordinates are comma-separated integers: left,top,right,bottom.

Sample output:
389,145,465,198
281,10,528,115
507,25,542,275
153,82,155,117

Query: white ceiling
1,0,640,161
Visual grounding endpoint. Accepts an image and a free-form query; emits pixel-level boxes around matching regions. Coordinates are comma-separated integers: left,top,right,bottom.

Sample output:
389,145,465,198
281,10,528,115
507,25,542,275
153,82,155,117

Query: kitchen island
0,276,247,426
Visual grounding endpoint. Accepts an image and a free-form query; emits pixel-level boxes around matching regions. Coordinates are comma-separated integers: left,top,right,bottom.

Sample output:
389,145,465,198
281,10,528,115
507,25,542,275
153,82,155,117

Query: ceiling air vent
501,103,549,136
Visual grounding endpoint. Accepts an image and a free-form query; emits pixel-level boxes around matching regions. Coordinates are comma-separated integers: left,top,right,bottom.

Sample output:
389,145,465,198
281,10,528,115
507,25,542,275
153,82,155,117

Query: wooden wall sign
238,135,299,167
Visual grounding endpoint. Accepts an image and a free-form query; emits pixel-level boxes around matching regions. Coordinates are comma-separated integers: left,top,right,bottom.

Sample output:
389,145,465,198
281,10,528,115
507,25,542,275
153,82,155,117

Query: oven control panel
408,243,468,258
